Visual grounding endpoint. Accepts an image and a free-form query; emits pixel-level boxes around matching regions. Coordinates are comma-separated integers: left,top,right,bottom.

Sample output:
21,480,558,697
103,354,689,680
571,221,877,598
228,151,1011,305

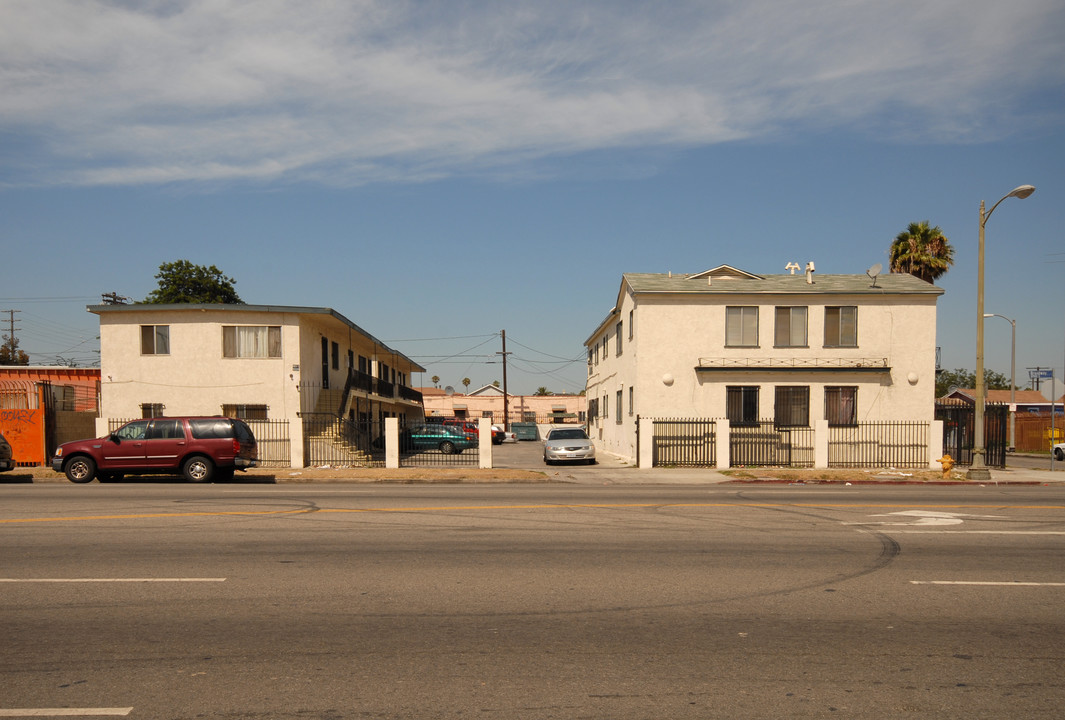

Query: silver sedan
543,427,596,465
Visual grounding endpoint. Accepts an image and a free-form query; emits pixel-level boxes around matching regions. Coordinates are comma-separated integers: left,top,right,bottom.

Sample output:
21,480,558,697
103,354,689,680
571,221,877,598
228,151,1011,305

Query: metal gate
651,418,716,467
730,421,815,468
935,402,1007,469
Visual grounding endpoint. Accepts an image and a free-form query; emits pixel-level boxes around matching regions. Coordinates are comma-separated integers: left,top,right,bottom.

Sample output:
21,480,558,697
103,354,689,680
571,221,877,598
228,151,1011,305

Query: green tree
462,377,471,394
535,387,552,396
0,334,29,365
144,260,243,304
936,368,1012,398
889,221,954,284
431,375,440,388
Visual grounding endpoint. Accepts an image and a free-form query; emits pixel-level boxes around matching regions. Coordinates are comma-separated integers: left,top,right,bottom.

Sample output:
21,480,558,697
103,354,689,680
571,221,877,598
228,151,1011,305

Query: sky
1,0,1063,397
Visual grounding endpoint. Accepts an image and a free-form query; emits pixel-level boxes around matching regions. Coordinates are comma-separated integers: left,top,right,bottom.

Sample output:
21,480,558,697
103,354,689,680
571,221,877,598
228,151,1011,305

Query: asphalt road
3,483,1065,719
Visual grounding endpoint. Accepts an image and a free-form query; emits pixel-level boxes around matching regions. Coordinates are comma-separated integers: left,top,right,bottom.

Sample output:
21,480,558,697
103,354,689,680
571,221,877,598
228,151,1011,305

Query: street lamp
984,313,1016,451
969,184,1035,481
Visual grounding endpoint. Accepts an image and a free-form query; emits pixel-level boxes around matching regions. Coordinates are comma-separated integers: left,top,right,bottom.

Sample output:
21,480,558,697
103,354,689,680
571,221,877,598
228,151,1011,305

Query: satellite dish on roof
866,262,882,288
444,386,455,396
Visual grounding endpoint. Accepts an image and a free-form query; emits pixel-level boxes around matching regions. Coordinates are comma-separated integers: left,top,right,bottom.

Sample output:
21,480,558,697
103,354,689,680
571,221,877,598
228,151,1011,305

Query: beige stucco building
585,265,944,463
420,384,587,424
91,303,425,466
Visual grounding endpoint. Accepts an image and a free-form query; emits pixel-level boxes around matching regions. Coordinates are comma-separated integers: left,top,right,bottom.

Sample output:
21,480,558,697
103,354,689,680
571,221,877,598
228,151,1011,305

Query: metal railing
302,414,382,468
730,420,815,468
651,418,716,467
828,422,929,468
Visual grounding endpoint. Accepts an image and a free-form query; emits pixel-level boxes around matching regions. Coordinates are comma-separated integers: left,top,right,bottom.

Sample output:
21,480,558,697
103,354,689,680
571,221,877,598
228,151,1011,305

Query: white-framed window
774,306,808,347
616,322,623,356
825,306,858,348
725,307,759,347
222,326,281,358
140,325,170,355
628,386,634,416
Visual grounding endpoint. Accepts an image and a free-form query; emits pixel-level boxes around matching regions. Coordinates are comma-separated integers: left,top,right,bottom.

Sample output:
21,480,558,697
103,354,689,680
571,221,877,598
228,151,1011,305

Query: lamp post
984,313,1016,451
968,185,1035,481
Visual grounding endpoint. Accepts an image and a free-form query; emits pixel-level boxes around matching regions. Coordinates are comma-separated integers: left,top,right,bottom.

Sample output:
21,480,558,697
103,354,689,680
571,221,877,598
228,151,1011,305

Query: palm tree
462,377,471,394
535,387,551,396
431,375,440,388
889,221,955,284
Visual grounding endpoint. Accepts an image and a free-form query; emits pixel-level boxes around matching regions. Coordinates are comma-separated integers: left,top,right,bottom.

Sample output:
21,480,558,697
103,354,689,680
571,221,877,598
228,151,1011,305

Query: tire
1056,448,1064,461
183,455,214,483
544,457,553,466
439,441,456,455
64,456,96,484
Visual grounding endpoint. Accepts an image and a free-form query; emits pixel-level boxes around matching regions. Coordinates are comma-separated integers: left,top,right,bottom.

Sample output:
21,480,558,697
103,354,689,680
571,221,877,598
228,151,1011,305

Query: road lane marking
911,581,1065,586
3,502,1065,525
0,578,225,583
0,710,133,717
900,530,1065,535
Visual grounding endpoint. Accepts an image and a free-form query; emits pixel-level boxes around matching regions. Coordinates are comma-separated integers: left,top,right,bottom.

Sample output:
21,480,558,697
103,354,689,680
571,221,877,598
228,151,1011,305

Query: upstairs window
725,307,759,347
616,321,623,356
774,307,808,348
141,325,170,355
825,307,858,348
223,326,281,358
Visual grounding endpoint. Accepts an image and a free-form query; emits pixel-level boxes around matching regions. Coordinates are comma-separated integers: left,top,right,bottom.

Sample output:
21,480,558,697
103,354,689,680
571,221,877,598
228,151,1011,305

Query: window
629,310,634,339
628,386,634,416
141,325,169,355
115,420,149,440
222,404,268,420
726,307,759,347
775,386,810,427
616,390,622,423
146,419,183,439
825,386,857,426
140,403,165,418
726,386,759,427
331,342,339,370
223,326,281,358
603,394,609,419
616,322,623,356
774,307,808,347
825,306,858,347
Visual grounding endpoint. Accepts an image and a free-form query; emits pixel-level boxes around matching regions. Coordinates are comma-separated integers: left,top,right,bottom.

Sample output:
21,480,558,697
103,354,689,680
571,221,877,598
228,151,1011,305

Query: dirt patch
722,467,964,483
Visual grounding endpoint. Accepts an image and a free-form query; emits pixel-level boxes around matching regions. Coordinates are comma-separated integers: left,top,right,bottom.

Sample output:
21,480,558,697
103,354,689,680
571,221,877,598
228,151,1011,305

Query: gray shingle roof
623,271,944,296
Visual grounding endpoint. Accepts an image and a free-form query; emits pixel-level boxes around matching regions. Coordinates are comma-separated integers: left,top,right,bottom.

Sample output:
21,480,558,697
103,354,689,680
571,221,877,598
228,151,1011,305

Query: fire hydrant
937,454,955,479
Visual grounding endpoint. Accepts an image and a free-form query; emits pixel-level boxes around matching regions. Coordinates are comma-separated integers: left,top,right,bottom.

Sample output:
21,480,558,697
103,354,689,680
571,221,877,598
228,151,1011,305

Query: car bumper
235,457,258,469
51,457,64,472
544,447,596,462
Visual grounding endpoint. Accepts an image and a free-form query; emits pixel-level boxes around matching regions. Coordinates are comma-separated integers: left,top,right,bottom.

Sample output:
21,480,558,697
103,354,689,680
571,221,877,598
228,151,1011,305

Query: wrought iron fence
302,413,382,468
828,422,929,468
398,427,480,468
935,402,1007,468
651,418,716,467
245,419,291,468
730,421,815,468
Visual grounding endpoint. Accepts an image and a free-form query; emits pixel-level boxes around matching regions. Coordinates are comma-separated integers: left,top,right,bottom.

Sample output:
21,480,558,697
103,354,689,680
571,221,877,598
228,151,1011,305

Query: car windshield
548,429,588,441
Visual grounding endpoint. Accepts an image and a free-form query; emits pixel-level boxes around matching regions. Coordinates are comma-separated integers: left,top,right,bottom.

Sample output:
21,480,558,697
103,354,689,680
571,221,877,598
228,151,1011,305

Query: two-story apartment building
91,303,425,467
585,264,943,463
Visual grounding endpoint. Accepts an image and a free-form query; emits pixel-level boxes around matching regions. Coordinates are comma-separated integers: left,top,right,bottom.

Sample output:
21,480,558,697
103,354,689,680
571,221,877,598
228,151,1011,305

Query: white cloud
1,0,1062,187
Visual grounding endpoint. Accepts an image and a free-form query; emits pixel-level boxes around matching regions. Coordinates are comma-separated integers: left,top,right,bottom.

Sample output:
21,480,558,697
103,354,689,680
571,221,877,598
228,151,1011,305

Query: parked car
441,418,478,440
0,432,14,472
543,427,596,465
490,425,506,445
1055,442,1065,461
52,416,257,484
406,424,476,454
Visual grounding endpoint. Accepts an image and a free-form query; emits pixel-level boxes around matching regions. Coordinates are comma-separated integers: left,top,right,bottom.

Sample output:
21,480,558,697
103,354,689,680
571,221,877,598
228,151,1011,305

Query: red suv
52,417,258,483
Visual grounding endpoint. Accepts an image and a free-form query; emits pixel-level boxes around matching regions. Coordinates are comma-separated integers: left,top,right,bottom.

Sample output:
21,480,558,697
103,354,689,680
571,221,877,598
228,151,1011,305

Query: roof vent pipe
805,261,815,284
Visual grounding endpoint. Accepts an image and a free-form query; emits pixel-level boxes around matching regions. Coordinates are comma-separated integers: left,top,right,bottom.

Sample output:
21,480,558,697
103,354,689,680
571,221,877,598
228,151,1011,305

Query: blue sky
1,0,1063,396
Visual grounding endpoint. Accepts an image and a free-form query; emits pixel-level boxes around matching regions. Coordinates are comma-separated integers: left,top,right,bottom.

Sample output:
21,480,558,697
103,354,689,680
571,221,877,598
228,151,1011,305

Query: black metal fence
651,418,716,467
828,422,929,469
936,401,1007,468
245,419,291,468
398,430,480,467
730,421,815,468
302,414,382,468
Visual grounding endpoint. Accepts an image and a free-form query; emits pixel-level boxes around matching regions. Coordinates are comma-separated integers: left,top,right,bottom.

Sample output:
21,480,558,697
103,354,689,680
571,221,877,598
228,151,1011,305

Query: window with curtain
774,386,810,427
774,306,808,347
825,386,857,426
222,326,281,358
726,307,759,347
824,306,858,347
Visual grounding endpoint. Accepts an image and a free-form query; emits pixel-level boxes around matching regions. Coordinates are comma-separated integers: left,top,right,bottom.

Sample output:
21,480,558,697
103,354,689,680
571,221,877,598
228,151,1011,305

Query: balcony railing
696,357,889,371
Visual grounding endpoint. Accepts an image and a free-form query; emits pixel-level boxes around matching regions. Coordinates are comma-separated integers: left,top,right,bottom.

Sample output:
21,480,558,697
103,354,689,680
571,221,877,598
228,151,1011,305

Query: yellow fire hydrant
937,454,955,479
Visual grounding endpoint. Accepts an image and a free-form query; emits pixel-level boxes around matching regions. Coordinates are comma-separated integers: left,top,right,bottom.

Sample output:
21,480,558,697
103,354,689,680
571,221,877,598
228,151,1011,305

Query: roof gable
688,265,763,281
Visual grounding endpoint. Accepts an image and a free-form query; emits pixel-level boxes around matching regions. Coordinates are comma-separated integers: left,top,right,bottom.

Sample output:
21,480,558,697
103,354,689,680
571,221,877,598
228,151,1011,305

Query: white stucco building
585,265,944,464
91,303,425,467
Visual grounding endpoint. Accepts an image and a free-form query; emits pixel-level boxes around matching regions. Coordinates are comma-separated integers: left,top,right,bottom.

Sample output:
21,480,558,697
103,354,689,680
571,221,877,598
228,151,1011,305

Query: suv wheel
65,456,97,484
183,455,214,483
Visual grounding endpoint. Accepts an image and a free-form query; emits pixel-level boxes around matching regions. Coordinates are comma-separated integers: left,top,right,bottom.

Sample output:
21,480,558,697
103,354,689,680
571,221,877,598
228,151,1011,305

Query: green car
404,424,476,454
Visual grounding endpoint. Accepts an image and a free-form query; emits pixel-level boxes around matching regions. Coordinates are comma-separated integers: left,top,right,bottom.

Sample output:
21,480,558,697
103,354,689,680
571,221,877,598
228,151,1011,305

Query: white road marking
900,530,1065,535
0,578,225,583
850,510,1004,527
911,581,1065,586
0,709,133,717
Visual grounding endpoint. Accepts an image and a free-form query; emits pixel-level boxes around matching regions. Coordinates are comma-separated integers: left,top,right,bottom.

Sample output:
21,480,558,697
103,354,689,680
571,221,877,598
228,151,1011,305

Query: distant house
938,388,1055,413
419,384,587,425
585,264,943,465
91,303,425,467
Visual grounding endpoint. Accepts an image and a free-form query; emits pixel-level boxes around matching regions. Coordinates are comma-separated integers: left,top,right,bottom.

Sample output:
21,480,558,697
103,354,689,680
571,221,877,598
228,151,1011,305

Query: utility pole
497,330,512,430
